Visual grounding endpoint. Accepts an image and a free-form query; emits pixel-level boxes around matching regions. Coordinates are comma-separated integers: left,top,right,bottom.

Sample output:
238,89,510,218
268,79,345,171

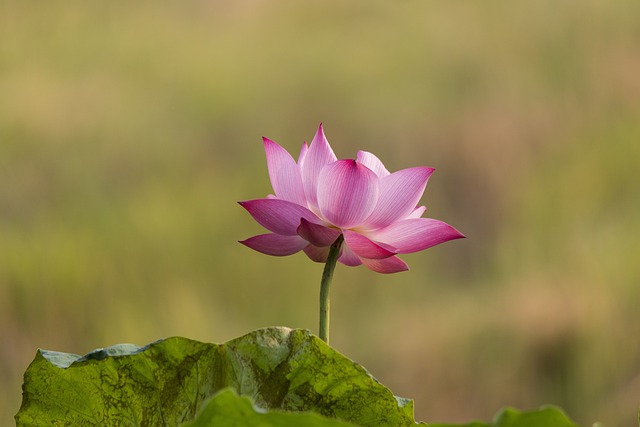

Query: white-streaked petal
240,234,308,256
356,151,390,178
343,230,396,259
361,256,409,274
297,218,341,247
371,218,465,254
301,124,337,210
263,137,307,206
298,142,309,167
407,206,426,219
317,160,379,229
239,199,321,236
363,167,434,230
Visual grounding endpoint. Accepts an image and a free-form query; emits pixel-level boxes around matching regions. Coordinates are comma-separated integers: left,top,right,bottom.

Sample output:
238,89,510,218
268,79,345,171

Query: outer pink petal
371,218,465,254
263,137,307,206
297,218,341,247
317,159,379,229
239,199,321,236
301,124,337,210
362,167,434,230
361,256,409,274
407,206,426,219
356,151,390,178
338,244,362,266
240,234,308,256
303,244,329,263
343,230,396,259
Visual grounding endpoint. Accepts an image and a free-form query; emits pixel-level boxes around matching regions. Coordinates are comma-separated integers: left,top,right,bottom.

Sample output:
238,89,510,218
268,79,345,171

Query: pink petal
371,218,465,254
356,151,390,178
240,234,308,256
303,244,329,263
361,256,409,274
297,218,341,247
263,137,307,206
407,206,426,219
362,167,435,230
343,230,396,259
298,142,309,167
338,244,362,266
239,199,321,236
317,159,379,229
301,124,337,210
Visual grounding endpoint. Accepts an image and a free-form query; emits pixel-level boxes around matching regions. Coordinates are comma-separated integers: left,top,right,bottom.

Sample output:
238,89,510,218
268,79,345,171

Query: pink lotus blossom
239,124,464,274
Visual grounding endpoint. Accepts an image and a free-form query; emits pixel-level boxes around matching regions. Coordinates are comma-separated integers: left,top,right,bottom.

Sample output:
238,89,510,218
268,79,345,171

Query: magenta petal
239,199,321,236
301,124,337,210
263,137,307,206
372,218,465,254
240,234,308,256
363,167,435,230
361,256,409,274
317,159,379,229
343,230,396,259
356,151,390,178
303,244,329,263
297,218,341,247
338,244,362,266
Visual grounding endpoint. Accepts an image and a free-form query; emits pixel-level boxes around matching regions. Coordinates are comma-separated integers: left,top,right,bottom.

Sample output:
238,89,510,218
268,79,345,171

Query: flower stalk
319,234,344,344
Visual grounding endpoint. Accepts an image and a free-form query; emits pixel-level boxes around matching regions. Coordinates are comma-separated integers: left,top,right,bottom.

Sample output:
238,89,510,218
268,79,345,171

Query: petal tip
436,224,467,244
314,123,327,140
448,225,467,240
262,136,279,148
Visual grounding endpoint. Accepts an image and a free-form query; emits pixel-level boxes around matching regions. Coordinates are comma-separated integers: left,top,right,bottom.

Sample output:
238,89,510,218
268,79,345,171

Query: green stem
319,234,344,344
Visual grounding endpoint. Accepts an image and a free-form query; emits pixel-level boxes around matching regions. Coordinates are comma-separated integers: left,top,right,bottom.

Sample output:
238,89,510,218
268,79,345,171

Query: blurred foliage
430,406,579,427
1,0,639,425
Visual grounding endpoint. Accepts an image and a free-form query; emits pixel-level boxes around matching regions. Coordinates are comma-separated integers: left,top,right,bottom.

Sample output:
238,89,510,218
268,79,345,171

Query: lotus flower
239,124,464,274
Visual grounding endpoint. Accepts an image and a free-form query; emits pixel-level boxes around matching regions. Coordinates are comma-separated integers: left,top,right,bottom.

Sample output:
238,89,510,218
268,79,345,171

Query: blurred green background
1,1,639,425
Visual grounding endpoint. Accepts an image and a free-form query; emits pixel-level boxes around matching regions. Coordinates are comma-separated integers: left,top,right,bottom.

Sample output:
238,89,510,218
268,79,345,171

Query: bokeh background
1,1,639,425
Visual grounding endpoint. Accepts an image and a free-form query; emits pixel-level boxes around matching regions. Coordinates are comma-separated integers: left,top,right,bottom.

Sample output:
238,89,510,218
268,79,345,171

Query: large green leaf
16,327,419,426
429,406,579,427
183,388,355,426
